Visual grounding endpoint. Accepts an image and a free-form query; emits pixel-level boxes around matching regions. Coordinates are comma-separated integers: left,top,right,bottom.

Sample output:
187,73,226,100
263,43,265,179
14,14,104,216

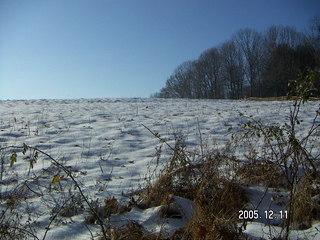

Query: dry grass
291,179,314,230
107,221,160,240
290,175,320,230
103,221,193,240
142,168,199,208
142,173,177,207
140,134,199,208
236,159,287,188
140,144,248,239
189,177,247,240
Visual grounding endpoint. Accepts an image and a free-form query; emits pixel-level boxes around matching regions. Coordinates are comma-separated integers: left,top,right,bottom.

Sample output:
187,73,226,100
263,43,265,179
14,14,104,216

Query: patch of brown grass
245,96,289,101
139,134,199,208
291,177,320,230
142,167,199,208
107,221,160,240
149,150,247,239
236,159,287,188
188,178,247,240
245,96,320,101
137,137,248,239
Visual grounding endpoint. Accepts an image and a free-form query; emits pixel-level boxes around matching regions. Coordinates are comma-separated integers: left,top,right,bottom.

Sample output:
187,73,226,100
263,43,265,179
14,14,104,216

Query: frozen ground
0,98,319,239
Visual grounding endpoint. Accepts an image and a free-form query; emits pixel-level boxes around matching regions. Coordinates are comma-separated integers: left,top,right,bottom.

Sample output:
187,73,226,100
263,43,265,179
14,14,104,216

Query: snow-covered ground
0,98,319,239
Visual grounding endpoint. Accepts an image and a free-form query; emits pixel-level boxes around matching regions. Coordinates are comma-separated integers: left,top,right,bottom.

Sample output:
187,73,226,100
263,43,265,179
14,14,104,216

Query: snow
0,98,319,239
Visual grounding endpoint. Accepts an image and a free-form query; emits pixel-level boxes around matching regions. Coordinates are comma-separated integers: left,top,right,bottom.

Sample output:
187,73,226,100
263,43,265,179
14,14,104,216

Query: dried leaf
51,174,60,183
9,152,17,168
106,197,117,206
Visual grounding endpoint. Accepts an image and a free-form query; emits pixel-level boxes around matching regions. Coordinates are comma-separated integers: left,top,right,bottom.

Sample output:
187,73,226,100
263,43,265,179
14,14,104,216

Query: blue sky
1,0,319,100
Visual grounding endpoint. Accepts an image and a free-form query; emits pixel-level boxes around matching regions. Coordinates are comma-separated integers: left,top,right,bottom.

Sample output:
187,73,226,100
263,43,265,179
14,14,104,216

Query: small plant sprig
288,69,319,103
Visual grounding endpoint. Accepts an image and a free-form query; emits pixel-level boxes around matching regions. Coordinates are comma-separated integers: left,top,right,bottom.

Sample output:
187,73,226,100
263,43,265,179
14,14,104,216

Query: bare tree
190,61,209,99
262,44,296,96
264,25,303,56
198,47,225,98
220,41,244,99
157,61,196,98
305,17,320,66
233,28,265,97
261,25,313,97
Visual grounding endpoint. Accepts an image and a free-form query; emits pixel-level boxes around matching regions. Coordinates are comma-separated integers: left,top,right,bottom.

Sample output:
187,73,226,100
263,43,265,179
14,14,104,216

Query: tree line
152,18,320,99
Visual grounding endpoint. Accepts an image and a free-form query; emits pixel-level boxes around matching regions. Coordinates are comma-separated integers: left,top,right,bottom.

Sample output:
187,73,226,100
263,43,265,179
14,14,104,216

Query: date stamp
238,210,288,220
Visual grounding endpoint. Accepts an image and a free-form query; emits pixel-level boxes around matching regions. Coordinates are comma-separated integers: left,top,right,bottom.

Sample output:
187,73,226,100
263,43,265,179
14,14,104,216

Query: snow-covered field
0,98,319,239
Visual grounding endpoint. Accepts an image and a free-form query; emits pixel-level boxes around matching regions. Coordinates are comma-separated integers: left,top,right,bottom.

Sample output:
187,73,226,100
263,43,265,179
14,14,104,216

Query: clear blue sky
1,0,319,100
